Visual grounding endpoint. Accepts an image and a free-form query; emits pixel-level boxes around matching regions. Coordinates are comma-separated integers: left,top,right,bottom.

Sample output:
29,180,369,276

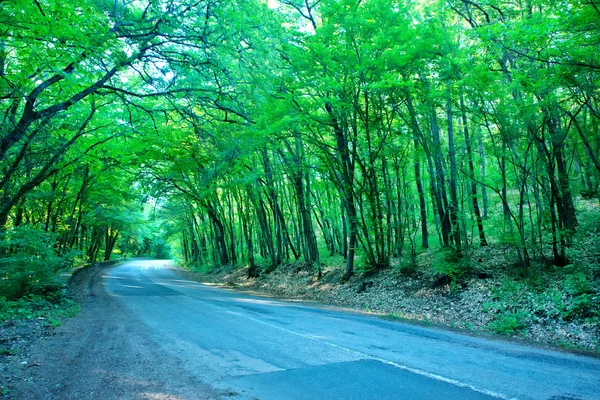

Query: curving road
101,260,599,400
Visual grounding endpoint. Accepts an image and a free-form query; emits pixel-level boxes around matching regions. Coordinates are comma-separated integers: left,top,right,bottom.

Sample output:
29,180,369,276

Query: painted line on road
140,265,517,400
218,307,516,400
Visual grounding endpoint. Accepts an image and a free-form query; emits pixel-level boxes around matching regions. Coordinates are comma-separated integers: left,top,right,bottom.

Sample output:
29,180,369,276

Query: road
93,260,598,400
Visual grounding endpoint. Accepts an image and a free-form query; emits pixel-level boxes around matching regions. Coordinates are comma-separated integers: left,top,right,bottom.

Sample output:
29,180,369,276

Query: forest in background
1,0,599,334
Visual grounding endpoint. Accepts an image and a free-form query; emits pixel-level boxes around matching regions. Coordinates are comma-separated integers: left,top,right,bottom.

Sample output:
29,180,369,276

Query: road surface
95,260,599,400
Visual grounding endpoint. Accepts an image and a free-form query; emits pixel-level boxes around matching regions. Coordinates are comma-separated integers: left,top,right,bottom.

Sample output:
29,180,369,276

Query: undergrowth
482,267,600,337
0,226,80,301
0,293,79,327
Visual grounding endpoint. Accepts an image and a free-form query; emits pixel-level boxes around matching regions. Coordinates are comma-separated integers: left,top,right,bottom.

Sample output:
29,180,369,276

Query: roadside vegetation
1,0,599,353
0,295,79,329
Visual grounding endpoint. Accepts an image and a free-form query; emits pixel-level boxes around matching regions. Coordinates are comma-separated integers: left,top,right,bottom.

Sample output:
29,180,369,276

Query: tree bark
459,92,487,246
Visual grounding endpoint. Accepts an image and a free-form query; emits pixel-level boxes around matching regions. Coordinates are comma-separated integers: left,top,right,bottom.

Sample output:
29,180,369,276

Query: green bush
0,226,74,300
432,250,469,293
488,312,527,334
564,272,594,296
561,270,599,321
0,294,79,325
483,279,533,334
535,289,569,319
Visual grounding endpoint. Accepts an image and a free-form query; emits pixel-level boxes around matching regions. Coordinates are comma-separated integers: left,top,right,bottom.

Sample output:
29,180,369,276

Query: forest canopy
1,0,599,301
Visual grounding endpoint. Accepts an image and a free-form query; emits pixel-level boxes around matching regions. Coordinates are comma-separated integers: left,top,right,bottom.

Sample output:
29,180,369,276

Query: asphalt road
103,260,600,400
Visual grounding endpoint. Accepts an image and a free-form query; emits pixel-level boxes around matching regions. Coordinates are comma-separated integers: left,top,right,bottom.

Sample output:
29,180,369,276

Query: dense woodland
1,0,599,302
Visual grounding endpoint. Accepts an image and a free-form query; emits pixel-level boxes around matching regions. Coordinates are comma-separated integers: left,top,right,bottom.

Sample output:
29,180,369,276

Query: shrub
483,279,533,334
564,271,594,296
567,294,598,320
432,250,470,293
488,313,527,334
0,226,74,300
560,269,599,321
0,294,79,324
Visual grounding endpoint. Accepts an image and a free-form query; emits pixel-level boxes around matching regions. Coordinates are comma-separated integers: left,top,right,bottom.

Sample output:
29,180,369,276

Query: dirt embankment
180,249,599,355
1,261,220,400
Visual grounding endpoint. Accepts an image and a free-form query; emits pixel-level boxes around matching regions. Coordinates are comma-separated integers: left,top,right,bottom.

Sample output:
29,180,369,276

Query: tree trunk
446,85,462,253
459,92,487,246
430,105,452,247
325,101,356,280
405,95,429,248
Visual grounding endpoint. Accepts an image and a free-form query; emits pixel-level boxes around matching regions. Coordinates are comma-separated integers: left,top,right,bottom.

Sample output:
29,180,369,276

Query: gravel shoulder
1,261,220,400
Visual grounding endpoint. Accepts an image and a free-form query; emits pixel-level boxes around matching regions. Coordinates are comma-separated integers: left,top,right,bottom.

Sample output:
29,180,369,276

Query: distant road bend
98,260,600,400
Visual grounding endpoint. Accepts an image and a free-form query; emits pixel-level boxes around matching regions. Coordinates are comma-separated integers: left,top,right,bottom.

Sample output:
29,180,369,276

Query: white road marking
138,263,517,400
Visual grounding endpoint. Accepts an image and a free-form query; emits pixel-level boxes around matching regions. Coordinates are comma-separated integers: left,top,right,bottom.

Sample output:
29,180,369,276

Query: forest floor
181,243,600,356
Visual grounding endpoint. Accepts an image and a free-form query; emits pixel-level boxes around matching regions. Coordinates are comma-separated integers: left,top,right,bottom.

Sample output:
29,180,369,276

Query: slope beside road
4,260,600,399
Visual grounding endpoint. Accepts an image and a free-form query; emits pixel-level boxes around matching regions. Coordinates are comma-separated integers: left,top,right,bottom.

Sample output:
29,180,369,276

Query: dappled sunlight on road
158,279,205,289
139,393,185,400
228,297,294,308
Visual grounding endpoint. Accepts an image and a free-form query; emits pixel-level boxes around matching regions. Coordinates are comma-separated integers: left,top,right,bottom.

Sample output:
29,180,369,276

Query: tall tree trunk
381,157,395,256
262,148,284,266
44,180,58,232
248,185,277,270
547,110,578,238
104,227,119,261
61,165,89,254
325,101,356,280
459,92,487,246
430,105,452,247
478,134,489,219
534,133,568,265
405,95,429,248
446,85,462,253
414,140,429,248
235,189,257,277
203,199,229,267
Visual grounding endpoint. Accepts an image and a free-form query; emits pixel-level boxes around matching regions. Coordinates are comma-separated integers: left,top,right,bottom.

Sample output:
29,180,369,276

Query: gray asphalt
104,260,600,400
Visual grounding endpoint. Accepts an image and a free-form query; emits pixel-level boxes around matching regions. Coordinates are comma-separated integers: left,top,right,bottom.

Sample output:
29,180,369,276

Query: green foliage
488,313,527,335
0,0,599,355
185,259,220,274
0,227,75,300
353,251,375,274
562,270,599,321
0,347,16,356
484,270,600,335
568,294,598,321
432,251,469,293
0,294,79,325
564,271,594,296
483,280,530,334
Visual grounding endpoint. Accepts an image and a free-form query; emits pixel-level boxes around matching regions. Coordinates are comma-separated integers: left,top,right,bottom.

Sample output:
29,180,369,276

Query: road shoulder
1,261,222,399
